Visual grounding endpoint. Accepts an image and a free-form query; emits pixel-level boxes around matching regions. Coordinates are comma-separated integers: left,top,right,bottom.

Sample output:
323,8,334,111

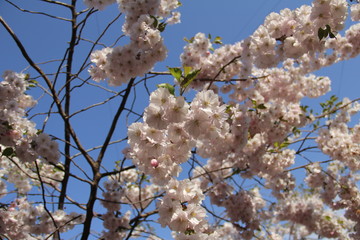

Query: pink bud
150,159,159,168
8,201,16,211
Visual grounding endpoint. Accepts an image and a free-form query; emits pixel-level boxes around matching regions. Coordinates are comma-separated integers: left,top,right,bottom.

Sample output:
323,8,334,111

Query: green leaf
318,24,337,41
157,83,175,95
167,67,182,81
158,22,167,32
257,104,266,110
330,95,338,102
329,31,336,38
184,229,195,235
335,101,343,108
232,168,241,174
300,105,309,112
324,216,331,221
54,163,65,172
183,66,192,76
213,36,223,45
325,24,331,32
2,121,13,130
250,100,266,110
2,147,14,157
280,141,290,149
313,120,320,129
28,79,38,84
141,174,147,181
318,27,327,41
225,105,232,114
150,15,158,29
337,219,344,226
181,69,201,89
273,140,289,149
183,37,194,43
292,127,301,136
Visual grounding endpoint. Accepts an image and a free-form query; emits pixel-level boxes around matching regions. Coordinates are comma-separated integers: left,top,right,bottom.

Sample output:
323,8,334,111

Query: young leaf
2,121,13,130
157,83,175,95
167,67,182,81
150,15,158,29
54,163,65,172
181,69,201,89
183,37,194,43
213,36,223,45
2,147,14,157
300,105,309,112
329,31,336,38
158,22,167,32
257,104,267,110
318,27,327,41
280,141,290,149
183,66,192,76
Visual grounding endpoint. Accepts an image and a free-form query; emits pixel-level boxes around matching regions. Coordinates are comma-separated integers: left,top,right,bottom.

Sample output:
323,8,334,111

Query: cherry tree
0,0,360,239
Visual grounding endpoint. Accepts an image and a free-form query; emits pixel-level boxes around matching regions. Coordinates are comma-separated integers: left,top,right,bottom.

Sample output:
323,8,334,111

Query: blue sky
1,0,359,239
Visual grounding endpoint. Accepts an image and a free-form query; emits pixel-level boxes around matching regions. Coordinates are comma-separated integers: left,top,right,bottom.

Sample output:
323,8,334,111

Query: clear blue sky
0,0,359,239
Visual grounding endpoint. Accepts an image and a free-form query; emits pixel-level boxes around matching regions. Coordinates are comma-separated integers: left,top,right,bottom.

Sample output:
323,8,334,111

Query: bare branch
5,0,71,21
40,0,72,8
35,161,61,239
76,12,123,78
315,97,360,119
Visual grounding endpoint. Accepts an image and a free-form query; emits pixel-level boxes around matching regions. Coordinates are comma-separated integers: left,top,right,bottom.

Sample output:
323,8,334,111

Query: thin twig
35,161,61,240
5,0,71,21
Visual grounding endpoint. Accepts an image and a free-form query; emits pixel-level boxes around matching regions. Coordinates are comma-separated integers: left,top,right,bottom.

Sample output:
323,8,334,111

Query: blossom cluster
0,71,68,238
180,0,359,92
127,88,243,186
351,3,360,21
316,98,360,171
158,179,208,235
88,0,181,86
127,86,312,237
313,98,360,239
0,155,64,196
99,168,162,239
222,188,265,239
0,71,60,164
275,194,352,239
123,2,360,237
78,0,360,238
0,197,83,239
